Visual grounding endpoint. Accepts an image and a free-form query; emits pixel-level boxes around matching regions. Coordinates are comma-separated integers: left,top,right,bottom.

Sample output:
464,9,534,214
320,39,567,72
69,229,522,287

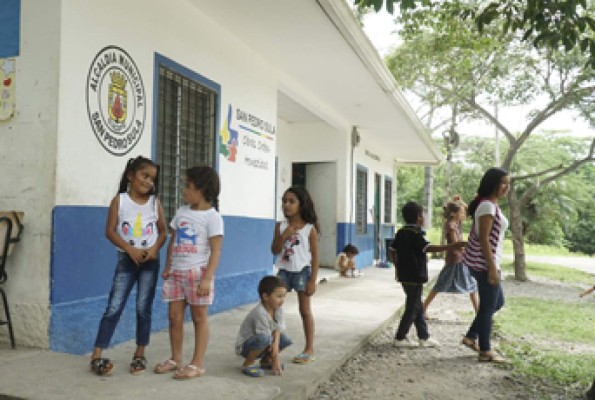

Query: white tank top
275,221,313,272
116,193,158,250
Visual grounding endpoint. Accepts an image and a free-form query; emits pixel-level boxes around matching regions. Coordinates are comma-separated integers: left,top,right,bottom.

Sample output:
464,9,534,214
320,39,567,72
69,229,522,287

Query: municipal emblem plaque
86,46,146,156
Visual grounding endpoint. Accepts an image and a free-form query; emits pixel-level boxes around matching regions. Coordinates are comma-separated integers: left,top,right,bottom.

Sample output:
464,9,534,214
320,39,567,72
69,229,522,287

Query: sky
358,8,594,139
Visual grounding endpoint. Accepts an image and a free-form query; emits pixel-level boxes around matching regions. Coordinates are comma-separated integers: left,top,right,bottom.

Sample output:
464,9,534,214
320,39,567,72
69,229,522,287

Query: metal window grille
356,168,368,235
156,66,217,222
384,178,392,224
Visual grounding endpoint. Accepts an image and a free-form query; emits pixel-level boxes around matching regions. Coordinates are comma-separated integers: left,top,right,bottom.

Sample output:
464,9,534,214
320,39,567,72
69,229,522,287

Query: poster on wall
86,46,146,156
0,58,16,120
220,104,275,171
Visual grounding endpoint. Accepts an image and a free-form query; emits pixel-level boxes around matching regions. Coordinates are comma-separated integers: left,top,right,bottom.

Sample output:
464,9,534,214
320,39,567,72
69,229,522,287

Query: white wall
276,119,349,219
352,132,395,227
56,0,278,219
0,0,61,346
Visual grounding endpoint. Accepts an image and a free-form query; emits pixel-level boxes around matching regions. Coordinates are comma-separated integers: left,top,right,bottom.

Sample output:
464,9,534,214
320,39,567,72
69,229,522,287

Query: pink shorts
161,268,214,306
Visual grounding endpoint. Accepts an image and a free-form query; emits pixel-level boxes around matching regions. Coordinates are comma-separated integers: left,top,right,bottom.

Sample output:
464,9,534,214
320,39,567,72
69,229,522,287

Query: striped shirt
463,200,508,272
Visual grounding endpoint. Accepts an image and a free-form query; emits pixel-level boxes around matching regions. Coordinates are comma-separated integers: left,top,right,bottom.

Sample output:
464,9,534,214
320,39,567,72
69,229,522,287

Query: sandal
478,352,509,364
90,358,114,376
292,353,316,364
461,337,480,352
154,359,178,374
242,365,265,378
130,356,147,375
173,364,206,380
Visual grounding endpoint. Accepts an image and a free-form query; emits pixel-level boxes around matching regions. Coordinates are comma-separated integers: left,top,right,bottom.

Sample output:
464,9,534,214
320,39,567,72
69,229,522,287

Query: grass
494,292,595,388
496,297,595,344
502,261,593,284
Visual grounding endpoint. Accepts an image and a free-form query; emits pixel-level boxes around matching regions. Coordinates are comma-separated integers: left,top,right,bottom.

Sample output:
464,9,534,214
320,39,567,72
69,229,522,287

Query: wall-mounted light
351,126,360,147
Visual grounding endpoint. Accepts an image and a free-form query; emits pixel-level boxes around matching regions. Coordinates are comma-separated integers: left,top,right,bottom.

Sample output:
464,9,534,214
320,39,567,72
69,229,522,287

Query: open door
292,162,337,268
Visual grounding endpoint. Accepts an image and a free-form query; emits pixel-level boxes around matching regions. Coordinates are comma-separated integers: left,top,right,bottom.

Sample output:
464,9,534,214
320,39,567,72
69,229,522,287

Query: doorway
292,162,337,268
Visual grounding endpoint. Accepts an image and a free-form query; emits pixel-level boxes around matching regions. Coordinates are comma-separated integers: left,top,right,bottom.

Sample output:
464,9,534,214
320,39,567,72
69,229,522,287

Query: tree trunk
424,166,433,229
508,189,528,281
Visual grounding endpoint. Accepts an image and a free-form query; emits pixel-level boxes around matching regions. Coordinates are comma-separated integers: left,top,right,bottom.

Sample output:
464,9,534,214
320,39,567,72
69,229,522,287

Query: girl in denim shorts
271,186,320,364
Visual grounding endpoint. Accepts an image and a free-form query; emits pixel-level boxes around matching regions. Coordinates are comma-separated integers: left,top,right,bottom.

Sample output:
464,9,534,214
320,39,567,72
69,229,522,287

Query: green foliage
397,134,594,252
566,218,595,256
354,0,595,67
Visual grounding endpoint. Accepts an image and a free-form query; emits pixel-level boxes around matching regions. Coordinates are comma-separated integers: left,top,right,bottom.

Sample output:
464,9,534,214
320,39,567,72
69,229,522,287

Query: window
384,177,392,224
356,167,368,235
156,64,218,221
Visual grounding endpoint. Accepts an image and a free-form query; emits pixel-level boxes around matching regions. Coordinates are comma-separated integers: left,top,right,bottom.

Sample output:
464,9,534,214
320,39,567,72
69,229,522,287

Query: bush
566,219,595,256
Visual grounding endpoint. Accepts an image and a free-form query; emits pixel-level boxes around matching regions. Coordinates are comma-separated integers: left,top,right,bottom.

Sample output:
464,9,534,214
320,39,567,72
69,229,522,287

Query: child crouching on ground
235,276,292,377
335,244,360,277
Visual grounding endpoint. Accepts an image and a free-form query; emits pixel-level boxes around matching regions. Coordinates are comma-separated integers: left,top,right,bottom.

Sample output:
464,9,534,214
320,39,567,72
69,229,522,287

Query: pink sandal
173,364,206,379
153,359,178,374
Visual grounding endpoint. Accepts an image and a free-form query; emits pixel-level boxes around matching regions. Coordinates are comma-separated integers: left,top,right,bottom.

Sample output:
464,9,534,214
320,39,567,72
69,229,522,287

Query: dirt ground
310,275,594,400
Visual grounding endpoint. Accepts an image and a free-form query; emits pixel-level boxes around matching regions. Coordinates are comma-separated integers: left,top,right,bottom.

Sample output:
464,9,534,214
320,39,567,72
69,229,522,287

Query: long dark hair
117,156,159,196
285,186,320,234
186,166,220,211
468,167,508,218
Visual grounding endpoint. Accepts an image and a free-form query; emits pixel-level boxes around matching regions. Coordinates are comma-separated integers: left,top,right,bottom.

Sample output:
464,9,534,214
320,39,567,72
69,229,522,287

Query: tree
354,0,595,67
384,3,595,280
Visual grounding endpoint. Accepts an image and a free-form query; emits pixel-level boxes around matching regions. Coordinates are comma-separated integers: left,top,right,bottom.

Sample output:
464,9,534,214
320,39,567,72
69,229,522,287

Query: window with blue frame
356,166,367,235
155,64,217,221
384,177,392,224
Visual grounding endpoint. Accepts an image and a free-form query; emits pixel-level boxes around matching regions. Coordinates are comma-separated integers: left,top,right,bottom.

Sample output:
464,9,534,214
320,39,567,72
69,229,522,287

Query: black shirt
391,225,430,283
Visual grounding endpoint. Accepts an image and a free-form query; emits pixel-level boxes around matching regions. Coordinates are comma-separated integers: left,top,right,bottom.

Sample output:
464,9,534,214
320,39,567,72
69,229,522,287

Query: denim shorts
240,332,293,358
277,266,311,292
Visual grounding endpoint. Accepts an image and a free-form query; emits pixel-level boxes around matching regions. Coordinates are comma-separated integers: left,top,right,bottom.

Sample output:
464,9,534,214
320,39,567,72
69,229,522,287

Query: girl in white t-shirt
91,156,167,376
271,186,320,364
154,166,224,379
461,168,510,363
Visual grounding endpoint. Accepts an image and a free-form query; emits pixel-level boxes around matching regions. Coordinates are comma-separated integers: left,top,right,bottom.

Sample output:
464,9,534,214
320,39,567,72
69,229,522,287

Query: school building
0,0,442,354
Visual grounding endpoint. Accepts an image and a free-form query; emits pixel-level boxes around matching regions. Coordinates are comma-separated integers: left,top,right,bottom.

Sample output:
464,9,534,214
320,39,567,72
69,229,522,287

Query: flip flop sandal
478,353,509,364
154,359,178,374
130,356,147,375
292,353,316,364
461,337,480,352
90,358,114,376
173,364,206,380
242,365,265,378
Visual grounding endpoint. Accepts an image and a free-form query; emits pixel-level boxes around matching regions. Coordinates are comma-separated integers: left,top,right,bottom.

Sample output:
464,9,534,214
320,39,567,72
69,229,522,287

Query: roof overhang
191,0,443,165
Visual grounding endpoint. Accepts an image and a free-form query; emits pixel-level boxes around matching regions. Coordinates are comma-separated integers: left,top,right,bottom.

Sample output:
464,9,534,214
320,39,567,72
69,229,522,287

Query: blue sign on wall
0,0,20,58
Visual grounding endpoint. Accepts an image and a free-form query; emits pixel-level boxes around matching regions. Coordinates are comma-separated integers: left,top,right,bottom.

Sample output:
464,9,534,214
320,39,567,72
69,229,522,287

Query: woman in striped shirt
461,168,510,363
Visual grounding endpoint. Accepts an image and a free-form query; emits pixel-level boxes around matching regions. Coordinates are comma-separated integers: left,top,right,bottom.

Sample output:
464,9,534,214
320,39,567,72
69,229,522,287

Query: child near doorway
335,244,361,277
271,186,320,364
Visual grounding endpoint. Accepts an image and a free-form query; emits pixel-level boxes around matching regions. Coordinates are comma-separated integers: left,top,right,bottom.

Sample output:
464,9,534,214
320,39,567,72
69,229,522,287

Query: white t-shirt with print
169,206,224,270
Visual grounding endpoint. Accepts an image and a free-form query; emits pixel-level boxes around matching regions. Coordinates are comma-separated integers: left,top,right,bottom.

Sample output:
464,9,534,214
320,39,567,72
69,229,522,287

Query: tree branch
511,164,564,181
520,138,595,204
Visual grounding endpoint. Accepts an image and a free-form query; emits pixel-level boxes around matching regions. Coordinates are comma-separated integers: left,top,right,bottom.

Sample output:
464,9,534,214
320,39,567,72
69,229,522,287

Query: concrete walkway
0,262,442,400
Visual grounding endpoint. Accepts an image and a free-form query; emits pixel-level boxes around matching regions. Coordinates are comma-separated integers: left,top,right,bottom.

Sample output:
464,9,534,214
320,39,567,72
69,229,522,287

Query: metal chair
0,212,24,349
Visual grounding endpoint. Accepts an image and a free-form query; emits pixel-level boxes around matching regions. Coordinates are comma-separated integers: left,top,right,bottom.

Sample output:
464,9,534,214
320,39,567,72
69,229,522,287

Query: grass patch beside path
495,292,595,389
496,297,595,344
502,261,594,284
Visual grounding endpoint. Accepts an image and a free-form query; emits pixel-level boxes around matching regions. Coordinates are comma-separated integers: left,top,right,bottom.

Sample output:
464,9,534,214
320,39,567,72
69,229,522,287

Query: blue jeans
240,332,293,358
395,283,429,340
94,252,159,349
465,269,504,352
